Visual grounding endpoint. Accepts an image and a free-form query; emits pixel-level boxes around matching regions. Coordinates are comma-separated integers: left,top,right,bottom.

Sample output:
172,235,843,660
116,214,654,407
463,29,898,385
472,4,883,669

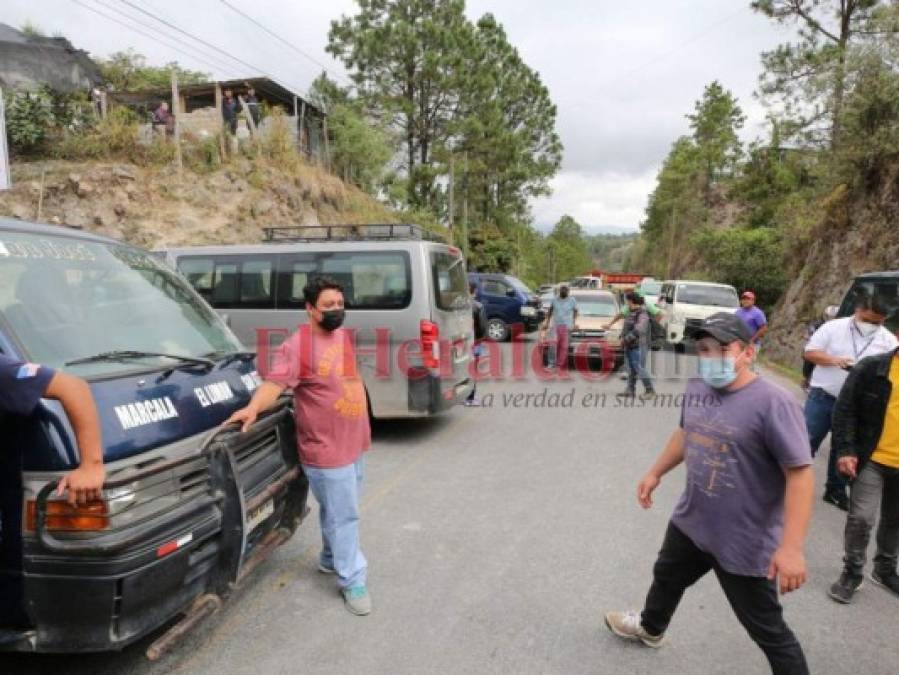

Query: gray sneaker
828,571,863,604
342,585,372,616
604,610,664,648
318,562,336,575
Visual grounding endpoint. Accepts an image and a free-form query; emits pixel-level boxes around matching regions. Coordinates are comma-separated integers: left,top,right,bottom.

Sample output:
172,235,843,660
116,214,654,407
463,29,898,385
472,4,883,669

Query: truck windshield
676,284,739,308
0,230,241,377
838,278,899,317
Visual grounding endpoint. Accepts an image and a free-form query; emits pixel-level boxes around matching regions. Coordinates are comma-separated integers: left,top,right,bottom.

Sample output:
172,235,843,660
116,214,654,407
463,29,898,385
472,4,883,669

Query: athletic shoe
616,390,636,399
318,562,336,575
342,586,372,616
828,571,863,604
464,398,481,407
640,391,658,401
604,610,665,648
870,569,899,597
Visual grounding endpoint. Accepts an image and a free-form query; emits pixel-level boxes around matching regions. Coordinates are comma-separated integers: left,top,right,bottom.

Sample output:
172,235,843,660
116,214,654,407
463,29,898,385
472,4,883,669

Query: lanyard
849,321,878,361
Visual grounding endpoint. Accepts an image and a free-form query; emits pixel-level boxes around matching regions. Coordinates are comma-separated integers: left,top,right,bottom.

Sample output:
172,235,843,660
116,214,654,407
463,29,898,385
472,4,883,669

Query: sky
3,0,794,233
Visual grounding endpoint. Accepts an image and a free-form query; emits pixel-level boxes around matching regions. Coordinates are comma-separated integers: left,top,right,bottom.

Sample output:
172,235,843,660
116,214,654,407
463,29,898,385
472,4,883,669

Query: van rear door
428,246,473,401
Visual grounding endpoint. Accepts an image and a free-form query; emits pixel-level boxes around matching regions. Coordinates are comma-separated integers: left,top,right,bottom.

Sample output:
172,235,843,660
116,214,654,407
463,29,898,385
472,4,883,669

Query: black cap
693,312,752,345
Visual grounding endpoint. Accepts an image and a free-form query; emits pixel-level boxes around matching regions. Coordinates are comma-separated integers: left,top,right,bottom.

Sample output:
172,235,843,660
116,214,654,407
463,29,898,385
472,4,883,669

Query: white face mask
855,319,880,337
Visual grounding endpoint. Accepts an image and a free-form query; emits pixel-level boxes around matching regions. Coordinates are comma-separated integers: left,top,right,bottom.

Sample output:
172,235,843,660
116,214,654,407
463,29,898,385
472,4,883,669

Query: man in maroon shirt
225,277,372,615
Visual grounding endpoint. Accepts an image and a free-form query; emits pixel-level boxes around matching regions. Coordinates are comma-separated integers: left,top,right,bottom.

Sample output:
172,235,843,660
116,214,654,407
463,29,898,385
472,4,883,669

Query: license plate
247,499,274,533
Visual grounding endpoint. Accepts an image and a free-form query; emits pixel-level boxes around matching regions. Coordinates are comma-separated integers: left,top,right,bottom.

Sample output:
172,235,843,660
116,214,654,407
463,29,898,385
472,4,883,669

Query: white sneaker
604,610,665,648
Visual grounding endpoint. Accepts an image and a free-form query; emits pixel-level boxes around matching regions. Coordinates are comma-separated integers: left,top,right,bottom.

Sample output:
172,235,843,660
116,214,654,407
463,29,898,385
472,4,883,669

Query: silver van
161,225,474,419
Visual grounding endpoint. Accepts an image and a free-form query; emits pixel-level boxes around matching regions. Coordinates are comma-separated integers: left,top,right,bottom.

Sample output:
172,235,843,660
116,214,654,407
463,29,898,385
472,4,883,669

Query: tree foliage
687,80,745,188
751,0,885,148
98,50,210,91
327,0,562,272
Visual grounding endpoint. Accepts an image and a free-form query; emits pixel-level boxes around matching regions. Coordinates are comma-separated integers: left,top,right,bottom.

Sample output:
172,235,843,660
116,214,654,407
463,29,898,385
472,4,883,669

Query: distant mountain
536,223,639,236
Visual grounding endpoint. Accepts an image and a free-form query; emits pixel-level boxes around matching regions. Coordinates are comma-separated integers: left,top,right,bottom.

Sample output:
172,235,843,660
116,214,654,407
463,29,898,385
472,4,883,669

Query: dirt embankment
765,172,899,369
0,158,395,250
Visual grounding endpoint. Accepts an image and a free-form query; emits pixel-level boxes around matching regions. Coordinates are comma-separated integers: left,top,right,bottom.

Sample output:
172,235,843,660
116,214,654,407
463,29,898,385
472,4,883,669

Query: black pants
641,523,808,675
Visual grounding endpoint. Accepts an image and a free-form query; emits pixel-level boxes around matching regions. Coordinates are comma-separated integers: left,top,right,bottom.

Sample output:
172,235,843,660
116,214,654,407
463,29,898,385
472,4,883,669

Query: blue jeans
625,346,654,393
804,388,846,495
302,456,367,589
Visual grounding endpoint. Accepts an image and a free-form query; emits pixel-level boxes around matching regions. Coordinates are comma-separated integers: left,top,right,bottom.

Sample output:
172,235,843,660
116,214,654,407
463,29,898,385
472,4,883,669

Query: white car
657,280,740,348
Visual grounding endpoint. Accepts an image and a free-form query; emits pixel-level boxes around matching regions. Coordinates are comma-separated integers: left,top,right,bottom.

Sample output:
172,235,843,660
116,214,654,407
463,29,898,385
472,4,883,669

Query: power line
116,0,305,94
73,0,242,79
218,0,352,88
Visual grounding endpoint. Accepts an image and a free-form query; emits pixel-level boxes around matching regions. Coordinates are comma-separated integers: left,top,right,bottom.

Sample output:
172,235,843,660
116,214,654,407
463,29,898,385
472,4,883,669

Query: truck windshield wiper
66,350,215,369
204,350,257,369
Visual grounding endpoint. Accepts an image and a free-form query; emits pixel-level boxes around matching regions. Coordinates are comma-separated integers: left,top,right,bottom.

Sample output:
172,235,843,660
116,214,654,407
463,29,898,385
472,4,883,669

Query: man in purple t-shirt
604,313,814,675
736,290,768,345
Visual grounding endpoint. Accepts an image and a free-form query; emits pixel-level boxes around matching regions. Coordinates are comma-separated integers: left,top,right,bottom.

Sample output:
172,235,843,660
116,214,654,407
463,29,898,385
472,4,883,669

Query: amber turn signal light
25,499,109,532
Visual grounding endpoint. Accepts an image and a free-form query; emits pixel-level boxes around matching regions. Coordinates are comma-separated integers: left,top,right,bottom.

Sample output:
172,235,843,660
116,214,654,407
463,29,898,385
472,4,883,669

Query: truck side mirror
506,288,517,298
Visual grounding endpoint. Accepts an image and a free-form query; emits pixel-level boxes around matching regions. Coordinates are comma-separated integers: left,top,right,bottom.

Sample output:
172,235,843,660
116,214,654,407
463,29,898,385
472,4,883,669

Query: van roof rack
262,224,446,243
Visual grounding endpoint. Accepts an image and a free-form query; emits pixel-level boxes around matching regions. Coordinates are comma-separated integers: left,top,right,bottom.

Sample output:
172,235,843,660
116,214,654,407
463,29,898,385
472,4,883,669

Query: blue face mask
698,356,739,388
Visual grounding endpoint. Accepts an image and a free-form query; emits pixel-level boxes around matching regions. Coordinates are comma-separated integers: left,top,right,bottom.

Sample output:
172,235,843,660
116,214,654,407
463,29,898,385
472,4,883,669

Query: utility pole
448,153,455,244
0,87,10,190
462,153,469,258
171,71,183,174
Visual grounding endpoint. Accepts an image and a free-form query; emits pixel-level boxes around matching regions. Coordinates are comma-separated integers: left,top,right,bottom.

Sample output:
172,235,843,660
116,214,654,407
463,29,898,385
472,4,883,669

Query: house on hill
0,23,102,92
109,77,328,161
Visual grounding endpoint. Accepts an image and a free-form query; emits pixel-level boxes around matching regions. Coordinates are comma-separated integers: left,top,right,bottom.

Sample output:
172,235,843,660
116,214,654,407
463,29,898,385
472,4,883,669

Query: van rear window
431,251,468,311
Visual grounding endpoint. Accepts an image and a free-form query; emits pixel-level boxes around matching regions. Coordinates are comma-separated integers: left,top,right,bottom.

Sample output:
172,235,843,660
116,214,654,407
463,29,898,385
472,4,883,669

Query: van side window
318,252,410,309
179,258,214,296
277,252,411,310
213,263,238,304
178,256,275,309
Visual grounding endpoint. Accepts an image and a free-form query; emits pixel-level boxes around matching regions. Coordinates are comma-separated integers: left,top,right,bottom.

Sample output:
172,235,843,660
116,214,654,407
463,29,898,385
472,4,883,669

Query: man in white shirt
804,293,899,510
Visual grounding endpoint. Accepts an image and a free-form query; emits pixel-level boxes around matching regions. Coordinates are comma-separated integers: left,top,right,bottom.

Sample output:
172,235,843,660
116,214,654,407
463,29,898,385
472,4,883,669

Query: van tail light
420,320,440,369
25,499,109,532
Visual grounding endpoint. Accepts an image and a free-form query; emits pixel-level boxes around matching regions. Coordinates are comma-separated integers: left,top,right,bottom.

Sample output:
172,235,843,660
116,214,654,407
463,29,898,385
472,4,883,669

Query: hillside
764,175,899,369
0,157,396,249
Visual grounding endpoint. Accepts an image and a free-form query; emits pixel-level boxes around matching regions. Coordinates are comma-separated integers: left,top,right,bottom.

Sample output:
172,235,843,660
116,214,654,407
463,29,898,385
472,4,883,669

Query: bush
4,88,55,155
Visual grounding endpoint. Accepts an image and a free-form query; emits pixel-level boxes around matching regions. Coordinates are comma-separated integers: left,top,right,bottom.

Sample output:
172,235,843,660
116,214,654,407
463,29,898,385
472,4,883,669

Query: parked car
565,289,623,370
468,272,543,341
539,289,556,313
657,280,740,349
162,224,474,419
0,218,307,655
536,284,555,295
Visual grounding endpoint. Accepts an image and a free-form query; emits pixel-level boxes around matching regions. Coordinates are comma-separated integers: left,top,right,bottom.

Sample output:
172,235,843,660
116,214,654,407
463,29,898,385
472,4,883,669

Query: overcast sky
4,0,792,233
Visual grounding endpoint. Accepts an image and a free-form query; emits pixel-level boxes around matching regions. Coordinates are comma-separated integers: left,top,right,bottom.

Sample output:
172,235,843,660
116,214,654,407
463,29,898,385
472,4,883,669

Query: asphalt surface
4,337,899,674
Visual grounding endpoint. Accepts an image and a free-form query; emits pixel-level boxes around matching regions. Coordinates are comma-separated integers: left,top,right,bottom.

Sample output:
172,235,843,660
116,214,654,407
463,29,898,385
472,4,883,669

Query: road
4,337,899,675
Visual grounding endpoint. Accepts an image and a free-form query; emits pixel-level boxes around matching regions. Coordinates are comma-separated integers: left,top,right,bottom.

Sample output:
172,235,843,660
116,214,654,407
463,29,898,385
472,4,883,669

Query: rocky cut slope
764,172,899,370
0,156,396,250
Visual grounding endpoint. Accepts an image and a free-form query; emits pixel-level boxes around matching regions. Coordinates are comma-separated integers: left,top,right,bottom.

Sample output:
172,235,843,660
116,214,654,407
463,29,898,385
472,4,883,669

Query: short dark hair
626,291,644,305
855,290,890,316
469,281,478,293
303,275,343,307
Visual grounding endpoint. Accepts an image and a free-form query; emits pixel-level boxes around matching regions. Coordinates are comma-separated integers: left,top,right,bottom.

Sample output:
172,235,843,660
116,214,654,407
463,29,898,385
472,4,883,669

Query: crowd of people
531,280,899,673
149,84,262,137
4,272,898,667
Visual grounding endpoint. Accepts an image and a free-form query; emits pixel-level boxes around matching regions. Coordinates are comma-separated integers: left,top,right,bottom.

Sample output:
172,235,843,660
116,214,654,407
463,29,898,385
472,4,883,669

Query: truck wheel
487,318,509,342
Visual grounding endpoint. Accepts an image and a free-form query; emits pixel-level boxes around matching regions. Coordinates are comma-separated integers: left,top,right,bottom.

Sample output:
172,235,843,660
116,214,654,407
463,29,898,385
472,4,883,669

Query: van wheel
486,319,509,342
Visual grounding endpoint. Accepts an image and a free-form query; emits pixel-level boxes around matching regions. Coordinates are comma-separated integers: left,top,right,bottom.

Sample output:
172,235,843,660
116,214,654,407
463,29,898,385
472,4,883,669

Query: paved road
5,338,899,674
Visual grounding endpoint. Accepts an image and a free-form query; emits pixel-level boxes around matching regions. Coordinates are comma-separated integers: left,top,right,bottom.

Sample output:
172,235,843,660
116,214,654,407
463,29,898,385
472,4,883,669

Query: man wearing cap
605,312,813,675
736,291,767,366
804,292,898,511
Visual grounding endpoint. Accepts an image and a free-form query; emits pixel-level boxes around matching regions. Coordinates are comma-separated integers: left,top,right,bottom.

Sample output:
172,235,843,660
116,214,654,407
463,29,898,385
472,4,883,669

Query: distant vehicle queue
4,215,897,660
